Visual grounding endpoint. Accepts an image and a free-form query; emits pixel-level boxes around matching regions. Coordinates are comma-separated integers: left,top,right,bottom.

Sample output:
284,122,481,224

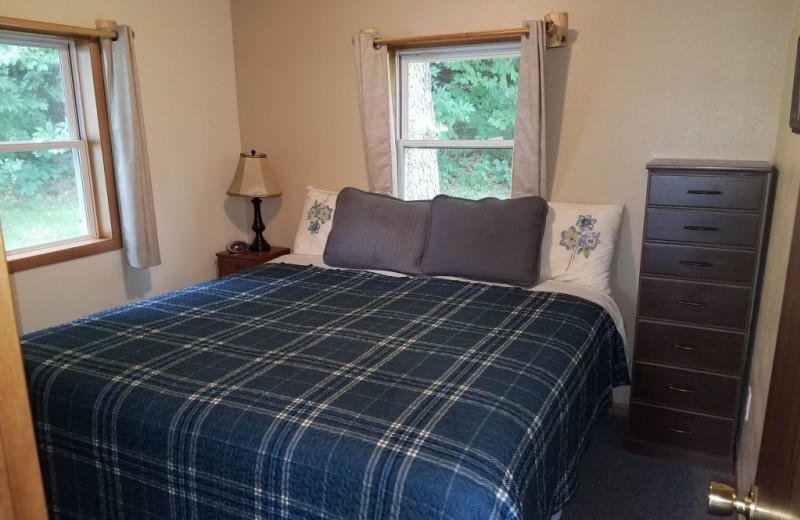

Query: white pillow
538,202,623,294
292,186,339,255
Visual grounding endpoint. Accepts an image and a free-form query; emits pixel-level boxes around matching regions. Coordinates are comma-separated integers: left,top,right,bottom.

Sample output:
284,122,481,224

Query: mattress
22,262,628,519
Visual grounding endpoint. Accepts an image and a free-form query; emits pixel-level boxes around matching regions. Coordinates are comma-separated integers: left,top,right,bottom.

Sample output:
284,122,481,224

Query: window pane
403,147,512,200
0,43,71,142
406,57,519,141
0,149,89,251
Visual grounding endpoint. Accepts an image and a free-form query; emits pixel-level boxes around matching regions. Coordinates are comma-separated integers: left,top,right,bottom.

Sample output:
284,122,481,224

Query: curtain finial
543,12,568,48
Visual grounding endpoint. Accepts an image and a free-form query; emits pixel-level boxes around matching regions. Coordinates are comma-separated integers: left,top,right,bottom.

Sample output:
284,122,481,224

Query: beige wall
4,0,248,333
231,0,796,404
737,1,800,492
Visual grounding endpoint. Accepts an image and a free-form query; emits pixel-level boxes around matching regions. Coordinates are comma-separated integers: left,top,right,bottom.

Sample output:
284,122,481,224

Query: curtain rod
369,12,568,50
0,15,117,40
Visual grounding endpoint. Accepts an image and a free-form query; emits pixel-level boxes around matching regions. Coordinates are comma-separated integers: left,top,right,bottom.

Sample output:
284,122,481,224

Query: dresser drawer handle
679,260,713,267
686,189,722,195
676,300,708,307
664,426,695,435
671,343,705,352
667,384,696,394
683,225,719,232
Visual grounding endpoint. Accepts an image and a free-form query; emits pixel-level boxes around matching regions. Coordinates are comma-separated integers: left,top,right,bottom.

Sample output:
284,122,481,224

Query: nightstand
216,246,290,277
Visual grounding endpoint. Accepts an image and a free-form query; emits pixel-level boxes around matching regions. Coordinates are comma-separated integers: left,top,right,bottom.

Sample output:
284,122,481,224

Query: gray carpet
562,414,728,519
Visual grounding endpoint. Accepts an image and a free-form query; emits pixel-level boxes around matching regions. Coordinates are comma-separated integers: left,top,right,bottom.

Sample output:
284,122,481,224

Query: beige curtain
101,25,161,268
353,32,397,196
511,20,547,199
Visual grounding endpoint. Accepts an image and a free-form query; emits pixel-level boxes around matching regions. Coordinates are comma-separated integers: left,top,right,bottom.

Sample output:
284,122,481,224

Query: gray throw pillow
420,194,549,287
323,188,431,275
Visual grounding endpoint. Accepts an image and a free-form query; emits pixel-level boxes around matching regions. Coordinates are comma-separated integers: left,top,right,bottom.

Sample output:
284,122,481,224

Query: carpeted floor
562,413,729,519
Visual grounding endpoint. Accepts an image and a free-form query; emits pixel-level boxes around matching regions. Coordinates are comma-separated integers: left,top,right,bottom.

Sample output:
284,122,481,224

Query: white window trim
395,43,520,200
0,32,100,255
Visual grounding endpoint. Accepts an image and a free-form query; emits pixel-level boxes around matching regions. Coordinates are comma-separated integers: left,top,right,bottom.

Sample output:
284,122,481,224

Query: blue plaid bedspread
22,263,628,520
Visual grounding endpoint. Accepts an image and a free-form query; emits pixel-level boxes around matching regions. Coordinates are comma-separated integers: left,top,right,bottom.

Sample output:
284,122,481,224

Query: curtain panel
511,20,547,199
101,25,161,269
353,32,397,196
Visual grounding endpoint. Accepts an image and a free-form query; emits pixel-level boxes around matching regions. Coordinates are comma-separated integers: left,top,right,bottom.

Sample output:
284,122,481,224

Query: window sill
6,236,122,273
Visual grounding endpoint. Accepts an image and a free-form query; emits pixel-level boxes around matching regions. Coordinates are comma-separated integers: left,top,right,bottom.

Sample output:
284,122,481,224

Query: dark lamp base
250,236,271,252
249,197,271,251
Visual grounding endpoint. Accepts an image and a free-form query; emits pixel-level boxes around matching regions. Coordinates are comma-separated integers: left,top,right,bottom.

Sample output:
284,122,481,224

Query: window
396,44,520,200
0,31,120,271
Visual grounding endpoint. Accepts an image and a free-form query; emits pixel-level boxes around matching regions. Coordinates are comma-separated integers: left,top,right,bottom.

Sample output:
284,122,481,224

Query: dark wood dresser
628,159,775,471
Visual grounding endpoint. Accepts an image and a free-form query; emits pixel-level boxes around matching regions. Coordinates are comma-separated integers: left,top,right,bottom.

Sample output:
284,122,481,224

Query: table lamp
227,150,282,251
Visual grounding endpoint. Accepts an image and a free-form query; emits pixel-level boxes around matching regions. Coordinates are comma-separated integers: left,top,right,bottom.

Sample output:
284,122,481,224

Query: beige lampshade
226,150,282,198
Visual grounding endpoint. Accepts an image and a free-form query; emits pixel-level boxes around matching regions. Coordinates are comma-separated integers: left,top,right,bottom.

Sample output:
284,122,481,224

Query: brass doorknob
708,481,758,518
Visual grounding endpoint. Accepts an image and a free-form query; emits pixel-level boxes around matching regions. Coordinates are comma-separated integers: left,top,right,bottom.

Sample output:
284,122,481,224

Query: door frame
0,231,48,519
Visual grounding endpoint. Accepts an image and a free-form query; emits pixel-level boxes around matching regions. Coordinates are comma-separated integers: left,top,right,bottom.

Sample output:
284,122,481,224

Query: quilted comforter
22,263,628,520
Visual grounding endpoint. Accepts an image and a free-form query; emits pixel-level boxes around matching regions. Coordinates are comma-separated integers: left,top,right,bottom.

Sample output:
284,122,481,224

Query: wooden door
0,230,48,519
748,189,800,517
710,187,800,519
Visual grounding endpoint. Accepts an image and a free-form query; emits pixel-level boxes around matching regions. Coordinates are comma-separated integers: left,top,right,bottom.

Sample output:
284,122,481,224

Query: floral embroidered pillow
537,202,624,294
292,186,339,256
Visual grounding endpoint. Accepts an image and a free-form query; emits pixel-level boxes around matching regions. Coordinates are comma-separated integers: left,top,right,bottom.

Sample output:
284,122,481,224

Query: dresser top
647,159,773,172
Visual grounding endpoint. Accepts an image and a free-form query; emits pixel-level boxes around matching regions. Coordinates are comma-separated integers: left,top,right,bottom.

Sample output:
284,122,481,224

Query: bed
23,188,630,519
21,253,628,520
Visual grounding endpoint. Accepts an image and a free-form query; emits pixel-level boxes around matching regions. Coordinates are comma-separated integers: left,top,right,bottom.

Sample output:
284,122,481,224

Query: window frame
0,31,121,273
395,43,521,200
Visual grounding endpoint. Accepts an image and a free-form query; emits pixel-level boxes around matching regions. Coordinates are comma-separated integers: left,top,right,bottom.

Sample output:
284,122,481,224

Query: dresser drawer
648,174,765,210
638,277,750,329
629,403,735,458
645,209,761,247
641,243,756,284
635,320,746,374
632,363,740,417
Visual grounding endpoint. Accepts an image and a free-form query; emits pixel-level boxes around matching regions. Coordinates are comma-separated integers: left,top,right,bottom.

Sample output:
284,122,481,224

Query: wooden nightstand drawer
638,277,750,329
634,320,746,374
645,209,761,247
216,247,290,277
218,256,258,273
629,403,735,458
648,174,765,210
632,363,740,417
641,243,756,284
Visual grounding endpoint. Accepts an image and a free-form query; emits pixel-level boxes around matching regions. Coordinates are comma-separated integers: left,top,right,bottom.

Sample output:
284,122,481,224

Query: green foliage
430,58,518,141
429,56,519,199
0,44,69,142
437,148,512,200
0,43,82,249
0,198,83,251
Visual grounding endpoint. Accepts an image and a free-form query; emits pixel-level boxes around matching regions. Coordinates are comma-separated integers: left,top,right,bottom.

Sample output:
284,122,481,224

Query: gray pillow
420,194,549,287
323,188,431,274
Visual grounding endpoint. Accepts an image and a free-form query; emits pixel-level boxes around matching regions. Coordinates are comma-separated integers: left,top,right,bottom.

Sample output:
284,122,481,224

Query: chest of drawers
628,159,774,471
